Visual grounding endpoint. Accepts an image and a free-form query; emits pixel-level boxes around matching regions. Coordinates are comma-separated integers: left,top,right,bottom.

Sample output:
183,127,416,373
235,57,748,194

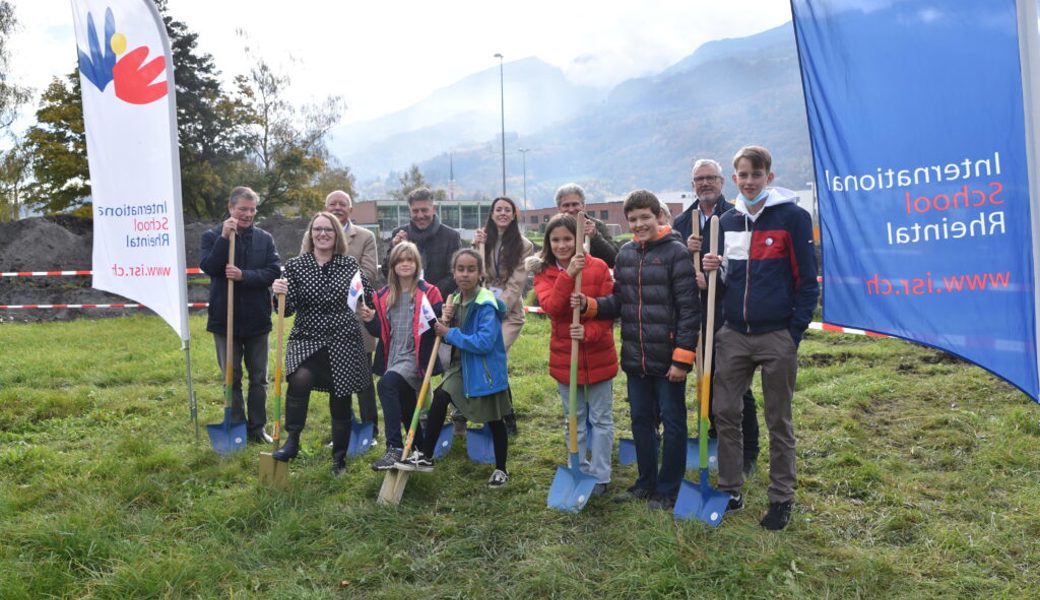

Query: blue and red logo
77,7,167,105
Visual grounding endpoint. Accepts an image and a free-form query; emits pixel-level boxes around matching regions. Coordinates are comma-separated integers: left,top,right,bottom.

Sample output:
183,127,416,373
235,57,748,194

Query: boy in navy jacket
702,145,819,530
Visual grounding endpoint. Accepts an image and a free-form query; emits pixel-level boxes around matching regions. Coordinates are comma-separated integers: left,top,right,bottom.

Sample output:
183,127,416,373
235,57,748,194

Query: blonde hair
300,212,348,255
386,241,422,308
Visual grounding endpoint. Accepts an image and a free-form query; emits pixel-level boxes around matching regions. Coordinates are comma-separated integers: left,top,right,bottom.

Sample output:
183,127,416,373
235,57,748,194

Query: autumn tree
233,56,343,216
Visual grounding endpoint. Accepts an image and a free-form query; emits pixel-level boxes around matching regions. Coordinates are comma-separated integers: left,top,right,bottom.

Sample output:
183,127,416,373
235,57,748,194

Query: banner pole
184,339,198,439
1016,0,1040,399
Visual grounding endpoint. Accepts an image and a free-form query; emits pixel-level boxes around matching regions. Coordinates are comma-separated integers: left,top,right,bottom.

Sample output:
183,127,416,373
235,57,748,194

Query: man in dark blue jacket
199,186,281,444
676,158,761,476
703,146,819,531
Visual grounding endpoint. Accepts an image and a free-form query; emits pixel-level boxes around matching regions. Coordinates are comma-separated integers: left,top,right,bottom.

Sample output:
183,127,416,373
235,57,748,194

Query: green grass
1,314,1038,598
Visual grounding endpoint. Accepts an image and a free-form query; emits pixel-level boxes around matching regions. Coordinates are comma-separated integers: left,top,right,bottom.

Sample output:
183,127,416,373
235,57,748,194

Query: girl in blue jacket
395,248,513,487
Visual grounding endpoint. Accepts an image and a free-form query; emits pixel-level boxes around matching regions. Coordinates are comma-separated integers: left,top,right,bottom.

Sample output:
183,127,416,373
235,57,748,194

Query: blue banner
791,0,1040,400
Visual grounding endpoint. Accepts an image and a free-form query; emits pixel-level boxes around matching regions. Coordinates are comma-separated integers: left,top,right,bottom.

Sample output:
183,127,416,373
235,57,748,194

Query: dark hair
451,247,485,286
538,213,577,265
732,145,772,172
483,196,523,280
622,189,663,216
407,187,435,205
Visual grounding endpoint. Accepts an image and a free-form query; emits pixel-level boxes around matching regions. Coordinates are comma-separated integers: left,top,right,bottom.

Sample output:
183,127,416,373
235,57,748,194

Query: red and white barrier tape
0,302,209,309
808,321,889,338
1,267,204,277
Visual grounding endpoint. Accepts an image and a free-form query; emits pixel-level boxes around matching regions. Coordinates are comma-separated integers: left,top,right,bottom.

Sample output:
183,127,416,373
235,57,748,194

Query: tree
389,164,446,202
0,1,30,131
233,55,343,216
0,139,29,221
159,0,252,219
23,74,90,213
21,1,253,217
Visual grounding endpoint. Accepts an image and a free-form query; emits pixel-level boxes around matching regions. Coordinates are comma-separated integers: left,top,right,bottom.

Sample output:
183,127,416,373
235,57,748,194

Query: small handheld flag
347,270,364,311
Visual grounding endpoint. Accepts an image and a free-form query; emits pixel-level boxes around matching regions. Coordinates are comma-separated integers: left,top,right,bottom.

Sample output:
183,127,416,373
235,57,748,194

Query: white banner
73,0,188,342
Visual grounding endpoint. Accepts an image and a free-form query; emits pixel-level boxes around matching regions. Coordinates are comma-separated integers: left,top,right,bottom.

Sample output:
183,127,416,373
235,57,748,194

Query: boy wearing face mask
701,145,819,531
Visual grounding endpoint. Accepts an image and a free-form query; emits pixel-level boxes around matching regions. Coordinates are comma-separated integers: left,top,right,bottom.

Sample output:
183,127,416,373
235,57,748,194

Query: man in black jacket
382,187,461,298
676,158,761,477
555,183,619,268
199,186,281,444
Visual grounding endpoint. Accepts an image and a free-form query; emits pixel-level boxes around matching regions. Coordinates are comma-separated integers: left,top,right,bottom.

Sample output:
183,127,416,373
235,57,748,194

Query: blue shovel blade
618,438,637,465
547,464,598,513
674,479,730,527
433,424,454,459
466,423,496,464
685,437,719,471
347,420,375,457
207,408,247,455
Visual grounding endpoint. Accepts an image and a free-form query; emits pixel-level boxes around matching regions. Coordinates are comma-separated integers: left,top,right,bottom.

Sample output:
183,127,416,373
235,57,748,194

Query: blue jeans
213,332,268,436
377,371,424,450
627,372,687,498
558,380,614,484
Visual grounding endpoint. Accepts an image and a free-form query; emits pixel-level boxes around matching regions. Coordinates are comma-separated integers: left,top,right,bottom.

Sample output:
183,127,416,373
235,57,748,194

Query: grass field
1,313,1039,598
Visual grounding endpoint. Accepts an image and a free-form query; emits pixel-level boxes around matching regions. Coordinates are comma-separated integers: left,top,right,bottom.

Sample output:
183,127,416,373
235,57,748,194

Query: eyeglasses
312,227,336,234
693,176,722,183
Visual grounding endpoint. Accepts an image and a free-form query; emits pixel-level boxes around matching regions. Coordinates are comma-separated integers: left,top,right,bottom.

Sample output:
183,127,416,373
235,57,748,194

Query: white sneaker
487,469,508,488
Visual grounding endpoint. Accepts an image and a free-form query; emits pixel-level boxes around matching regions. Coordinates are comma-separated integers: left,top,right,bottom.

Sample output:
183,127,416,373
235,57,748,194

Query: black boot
330,418,350,476
272,394,308,462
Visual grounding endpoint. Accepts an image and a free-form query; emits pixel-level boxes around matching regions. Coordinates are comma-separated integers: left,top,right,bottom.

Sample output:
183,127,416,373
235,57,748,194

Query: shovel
548,211,598,512
348,416,376,456
377,335,443,505
675,215,730,525
208,231,248,455
433,424,454,459
465,423,496,464
259,291,289,487
684,205,717,471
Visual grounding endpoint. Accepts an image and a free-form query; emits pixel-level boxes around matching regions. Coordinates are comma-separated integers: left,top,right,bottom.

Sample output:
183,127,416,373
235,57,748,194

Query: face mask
740,190,769,206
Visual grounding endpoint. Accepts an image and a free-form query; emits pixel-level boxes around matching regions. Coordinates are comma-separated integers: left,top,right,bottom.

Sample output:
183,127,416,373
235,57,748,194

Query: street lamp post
494,52,505,196
518,147,530,209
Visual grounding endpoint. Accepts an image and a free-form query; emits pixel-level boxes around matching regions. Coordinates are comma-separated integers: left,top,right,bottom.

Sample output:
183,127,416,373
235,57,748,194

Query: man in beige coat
326,190,380,442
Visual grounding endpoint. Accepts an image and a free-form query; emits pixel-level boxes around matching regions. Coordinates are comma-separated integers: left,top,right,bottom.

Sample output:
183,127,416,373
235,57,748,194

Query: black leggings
286,348,352,422
421,389,508,472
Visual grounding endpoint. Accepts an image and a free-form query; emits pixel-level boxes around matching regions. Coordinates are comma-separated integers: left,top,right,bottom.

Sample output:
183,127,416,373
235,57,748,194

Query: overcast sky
8,1,793,127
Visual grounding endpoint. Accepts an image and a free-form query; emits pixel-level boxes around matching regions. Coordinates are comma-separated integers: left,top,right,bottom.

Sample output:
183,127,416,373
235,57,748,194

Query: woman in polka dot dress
271,212,374,475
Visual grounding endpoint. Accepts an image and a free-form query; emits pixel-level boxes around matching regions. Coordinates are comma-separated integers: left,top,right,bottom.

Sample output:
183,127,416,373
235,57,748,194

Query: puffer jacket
718,187,819,345
585,226,699,377
531,255,618,385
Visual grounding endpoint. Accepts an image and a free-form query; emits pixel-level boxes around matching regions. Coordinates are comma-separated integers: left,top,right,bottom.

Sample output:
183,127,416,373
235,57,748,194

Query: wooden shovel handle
224,231,236,388
567,212,586,454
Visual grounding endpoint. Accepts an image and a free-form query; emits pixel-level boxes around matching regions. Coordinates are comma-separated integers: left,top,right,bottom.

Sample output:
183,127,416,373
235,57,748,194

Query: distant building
350,198,494,240
522,200,683,235
351,197,687,239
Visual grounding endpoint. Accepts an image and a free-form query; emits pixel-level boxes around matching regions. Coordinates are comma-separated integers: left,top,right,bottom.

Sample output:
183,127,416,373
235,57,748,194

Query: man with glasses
675,159,761,477
199,186,282,444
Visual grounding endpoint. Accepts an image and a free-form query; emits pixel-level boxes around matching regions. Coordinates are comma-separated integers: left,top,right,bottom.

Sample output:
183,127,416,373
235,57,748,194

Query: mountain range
332,23,812,207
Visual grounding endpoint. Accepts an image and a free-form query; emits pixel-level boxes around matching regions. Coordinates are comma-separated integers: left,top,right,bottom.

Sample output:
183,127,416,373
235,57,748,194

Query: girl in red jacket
529,213,619,497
